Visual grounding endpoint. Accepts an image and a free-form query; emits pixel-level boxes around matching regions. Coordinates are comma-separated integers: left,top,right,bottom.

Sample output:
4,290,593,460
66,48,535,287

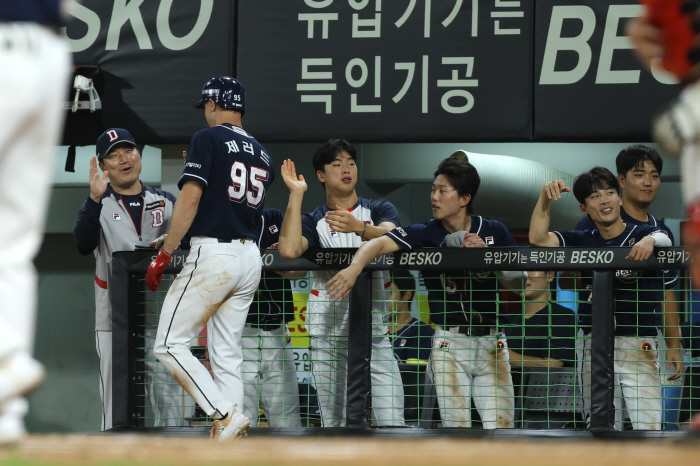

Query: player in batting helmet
194,76,245,115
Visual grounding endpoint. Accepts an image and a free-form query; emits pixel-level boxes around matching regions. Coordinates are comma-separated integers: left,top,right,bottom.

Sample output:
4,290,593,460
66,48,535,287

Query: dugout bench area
107,246,699,439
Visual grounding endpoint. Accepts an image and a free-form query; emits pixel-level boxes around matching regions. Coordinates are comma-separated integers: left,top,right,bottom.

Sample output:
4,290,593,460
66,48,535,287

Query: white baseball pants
310,335,405,427
0,24,69,361
579,335,662,430
241,325,301,427
154,238,261,420
430,327,514,428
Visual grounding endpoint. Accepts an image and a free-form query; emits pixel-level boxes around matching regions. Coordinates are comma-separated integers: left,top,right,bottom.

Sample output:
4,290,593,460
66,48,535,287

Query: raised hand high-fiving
89,156,109,202
281,159,307,194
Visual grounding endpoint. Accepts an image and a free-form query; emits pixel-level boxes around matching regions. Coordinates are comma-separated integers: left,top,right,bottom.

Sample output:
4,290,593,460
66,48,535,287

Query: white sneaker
0,398,28,446
210,404,250,441
0,353,44,406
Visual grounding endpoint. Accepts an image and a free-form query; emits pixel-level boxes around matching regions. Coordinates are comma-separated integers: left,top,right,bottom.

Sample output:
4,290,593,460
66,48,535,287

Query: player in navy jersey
146,77,274,440
0,0,71,444
326,157,523,429
574,146,682,382
240,208,302,427
504,271,577,370
388,271,433,362
529,167,671,430
278,139,405,427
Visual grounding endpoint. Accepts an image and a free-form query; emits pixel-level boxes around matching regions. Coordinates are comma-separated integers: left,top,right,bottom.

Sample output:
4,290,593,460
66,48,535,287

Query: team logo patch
485,236,494,245
399,339,407,347
439,341,450,352
641,342,653,351
145,200,166,210
497,340,505,349
330,229,338,238
113,213,121,221
269,224,279,234
232,126,250,137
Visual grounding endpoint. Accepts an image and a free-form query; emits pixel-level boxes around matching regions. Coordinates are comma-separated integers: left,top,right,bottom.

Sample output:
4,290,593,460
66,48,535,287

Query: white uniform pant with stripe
430,327,514,428
241,325,301,427
579,335,662,430
311,334,405,427
0,25,69,363
154,239,261,420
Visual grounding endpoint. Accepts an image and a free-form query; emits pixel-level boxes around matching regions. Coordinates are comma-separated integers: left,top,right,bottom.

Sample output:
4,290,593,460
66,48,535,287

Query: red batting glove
146,249,171,291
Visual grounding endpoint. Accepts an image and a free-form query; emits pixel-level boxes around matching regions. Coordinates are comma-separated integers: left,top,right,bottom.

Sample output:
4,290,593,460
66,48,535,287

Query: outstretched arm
530,180,570,247
326,235,402,300
279,159,310,259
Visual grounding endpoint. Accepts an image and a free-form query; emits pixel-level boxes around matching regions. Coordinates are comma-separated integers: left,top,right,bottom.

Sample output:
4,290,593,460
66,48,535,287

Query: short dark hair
433,157,480,214
572,166,620,205
616,145,663,176
312,139,357,190
391,270,415,302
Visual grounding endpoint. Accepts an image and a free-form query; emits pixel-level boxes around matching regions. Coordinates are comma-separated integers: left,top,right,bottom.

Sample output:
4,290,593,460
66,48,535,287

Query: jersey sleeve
574,215,595,231
370,200,400,227
178,130,215,190
553,230,586,246
301,212,319,249
385,224,428,251
73,196,103,256
496,222,517,246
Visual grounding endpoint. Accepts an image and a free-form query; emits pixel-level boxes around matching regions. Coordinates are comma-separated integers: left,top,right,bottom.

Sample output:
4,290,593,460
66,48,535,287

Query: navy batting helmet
194,76,245,115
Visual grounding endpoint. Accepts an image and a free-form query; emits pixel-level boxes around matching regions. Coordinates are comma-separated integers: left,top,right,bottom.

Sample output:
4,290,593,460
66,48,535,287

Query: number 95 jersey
179,123,275,240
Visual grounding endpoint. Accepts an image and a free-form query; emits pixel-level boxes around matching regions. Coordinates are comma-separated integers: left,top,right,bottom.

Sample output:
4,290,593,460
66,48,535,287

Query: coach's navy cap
194,76,245,115
96,128,137,162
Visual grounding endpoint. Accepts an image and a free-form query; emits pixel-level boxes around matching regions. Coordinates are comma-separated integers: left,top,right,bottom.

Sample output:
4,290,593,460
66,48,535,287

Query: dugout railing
109,246,692,435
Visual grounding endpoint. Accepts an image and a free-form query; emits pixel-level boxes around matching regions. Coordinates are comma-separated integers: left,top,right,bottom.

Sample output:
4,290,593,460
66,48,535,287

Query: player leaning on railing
529,167,671,430
278,139,405,427
574,146,683,384
326,156,523,429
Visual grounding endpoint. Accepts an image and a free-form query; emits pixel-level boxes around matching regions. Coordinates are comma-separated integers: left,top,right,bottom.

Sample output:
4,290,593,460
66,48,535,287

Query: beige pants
430,327,514,428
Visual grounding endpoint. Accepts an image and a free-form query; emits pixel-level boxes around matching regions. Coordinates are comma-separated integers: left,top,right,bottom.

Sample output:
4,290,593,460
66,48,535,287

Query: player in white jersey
279,139,405,427
0,0,71,443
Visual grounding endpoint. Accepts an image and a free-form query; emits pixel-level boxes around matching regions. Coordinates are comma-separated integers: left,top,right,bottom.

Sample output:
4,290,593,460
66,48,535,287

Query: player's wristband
356,222,368,238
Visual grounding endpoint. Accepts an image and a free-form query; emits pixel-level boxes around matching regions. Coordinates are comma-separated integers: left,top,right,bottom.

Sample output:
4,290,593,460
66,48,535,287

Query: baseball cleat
0,352,45,405
210,404,250,441
0,398,28,446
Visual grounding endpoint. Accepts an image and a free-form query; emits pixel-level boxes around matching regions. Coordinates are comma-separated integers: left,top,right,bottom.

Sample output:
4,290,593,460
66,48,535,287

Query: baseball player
575,145,683,382
278,139,405,427
0,0,71,443
504,271,577,371
147,77,274,440
326,157,521,429
74,128,190,430
388,270,434,363
241,208,302,427
529,167,671,430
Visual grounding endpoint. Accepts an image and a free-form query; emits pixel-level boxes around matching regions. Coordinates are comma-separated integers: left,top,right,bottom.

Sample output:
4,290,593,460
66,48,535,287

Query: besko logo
64,0,214,53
